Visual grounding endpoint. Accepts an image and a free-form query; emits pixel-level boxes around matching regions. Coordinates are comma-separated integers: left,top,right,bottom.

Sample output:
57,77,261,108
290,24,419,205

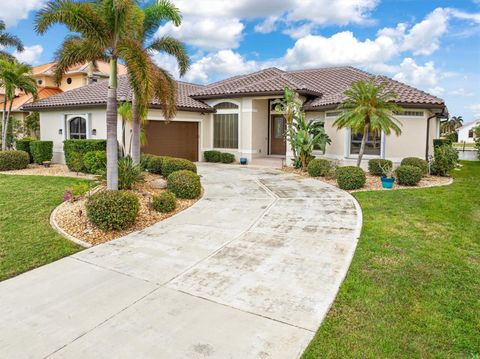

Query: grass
0,174,91,281
303,161,480,358
453,142,477,149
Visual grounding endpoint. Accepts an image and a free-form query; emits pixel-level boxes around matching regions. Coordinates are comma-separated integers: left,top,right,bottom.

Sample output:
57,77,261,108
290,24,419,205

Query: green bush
396,165,423,186
86,190,139,231
152,191,177,213
29,141,53,164
220,152,235,164
15,138,34,162
141,154,170,174
64,139,106,171
204,150,221,162
476,139,480,160
140,153,155,171
431,145,459,176
71,182,90,197
162,157,197,178
118,156,144,190
0,150,30,171
433,138,452,148
307,158,331,177
400,157,428,175
167,170,201,199
336,166,366,190
368,159,392,176
69,152,84,174
83,151,106,174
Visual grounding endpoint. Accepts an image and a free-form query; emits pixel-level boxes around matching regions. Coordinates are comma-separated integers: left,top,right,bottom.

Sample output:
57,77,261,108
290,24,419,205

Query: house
22,66,446,165
457,120,480,144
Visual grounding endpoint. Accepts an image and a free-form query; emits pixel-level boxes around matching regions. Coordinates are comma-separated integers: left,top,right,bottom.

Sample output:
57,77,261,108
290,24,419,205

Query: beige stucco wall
252,99,269,158
59,74,87,92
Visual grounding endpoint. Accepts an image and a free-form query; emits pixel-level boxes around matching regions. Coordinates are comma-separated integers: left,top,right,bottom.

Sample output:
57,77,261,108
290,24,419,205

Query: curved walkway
0,163,362,359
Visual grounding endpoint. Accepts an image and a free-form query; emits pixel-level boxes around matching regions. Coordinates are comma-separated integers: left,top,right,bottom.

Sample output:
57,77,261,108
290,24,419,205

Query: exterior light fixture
58,129,63,135
92,129,97,136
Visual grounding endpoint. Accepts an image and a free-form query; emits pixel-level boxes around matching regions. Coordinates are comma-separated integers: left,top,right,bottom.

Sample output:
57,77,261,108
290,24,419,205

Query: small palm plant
276,87,303,160
334,79,403,167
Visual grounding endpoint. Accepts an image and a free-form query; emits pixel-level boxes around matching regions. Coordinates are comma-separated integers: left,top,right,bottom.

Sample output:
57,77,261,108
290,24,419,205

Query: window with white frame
213,102,239,149
68,116,87,139
350,129,381,155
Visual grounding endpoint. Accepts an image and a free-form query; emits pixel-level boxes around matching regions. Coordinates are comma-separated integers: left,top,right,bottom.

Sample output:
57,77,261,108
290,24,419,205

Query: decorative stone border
50,202,92,248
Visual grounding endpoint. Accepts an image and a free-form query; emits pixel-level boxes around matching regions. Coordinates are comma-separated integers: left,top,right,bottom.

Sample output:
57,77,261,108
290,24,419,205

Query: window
394,110,424,117
214,113,238,148
469,129,474,138
214,102,238,110
69,117,87,139
350,129,381,155
37,79,43,85
66,77,73,85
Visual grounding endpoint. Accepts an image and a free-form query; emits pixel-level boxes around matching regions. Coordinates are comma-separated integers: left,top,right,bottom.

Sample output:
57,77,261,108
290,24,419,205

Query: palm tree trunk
1,95,7,150
357,125,369,167
106,58,119,190
131,92,141,164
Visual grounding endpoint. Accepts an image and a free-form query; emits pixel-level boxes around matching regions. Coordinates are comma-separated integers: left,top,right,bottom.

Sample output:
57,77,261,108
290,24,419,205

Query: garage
142,120,199,162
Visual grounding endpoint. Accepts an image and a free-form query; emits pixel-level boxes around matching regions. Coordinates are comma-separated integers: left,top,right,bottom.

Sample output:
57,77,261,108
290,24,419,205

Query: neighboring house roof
1,87,63,112
22,76,213,112
456,120,480,131
32,61,127,77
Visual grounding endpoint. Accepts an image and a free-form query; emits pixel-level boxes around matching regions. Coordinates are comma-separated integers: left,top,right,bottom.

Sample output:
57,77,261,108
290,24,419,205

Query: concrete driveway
0,163,362,359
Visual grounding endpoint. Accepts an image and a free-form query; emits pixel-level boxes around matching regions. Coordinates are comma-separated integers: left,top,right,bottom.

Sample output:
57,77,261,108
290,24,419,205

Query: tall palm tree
129,1,190,164
334,79,403,167
0,20,24,59
35,0,152,190
441,115,463,134
0,59,37,150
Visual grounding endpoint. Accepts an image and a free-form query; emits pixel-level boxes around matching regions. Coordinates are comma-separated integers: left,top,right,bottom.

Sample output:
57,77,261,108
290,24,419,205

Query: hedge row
141,153,197,177
204,150,235,163
64,139,106,171
0,150,30,171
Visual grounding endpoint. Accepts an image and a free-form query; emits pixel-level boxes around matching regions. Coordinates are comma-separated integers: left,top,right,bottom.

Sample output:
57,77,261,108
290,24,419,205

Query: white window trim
345,128,384,159
64,113,91,140
210,100,241,150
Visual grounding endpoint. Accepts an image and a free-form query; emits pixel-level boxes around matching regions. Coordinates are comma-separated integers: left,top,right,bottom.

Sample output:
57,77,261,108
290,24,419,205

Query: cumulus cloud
13,45,43,65
0,0,46,27
467,104,480,117
449,88,474,97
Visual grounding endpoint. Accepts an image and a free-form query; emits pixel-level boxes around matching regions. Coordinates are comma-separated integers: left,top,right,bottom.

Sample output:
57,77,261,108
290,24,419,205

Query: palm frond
152,65,176,120
143,0,181,39
0,33,24,52
148,36,190,76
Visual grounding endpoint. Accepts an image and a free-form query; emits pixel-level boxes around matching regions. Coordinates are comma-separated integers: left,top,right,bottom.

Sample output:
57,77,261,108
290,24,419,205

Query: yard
0,174,90,281
303,161,480,358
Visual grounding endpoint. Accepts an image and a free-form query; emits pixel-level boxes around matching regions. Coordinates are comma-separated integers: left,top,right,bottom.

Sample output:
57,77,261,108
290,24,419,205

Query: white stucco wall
458,121,479,143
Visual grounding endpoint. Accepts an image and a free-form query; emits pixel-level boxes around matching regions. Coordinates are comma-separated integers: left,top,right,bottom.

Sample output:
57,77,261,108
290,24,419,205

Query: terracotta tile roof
22,76,213,112
32,61,127,77
1,87,63,112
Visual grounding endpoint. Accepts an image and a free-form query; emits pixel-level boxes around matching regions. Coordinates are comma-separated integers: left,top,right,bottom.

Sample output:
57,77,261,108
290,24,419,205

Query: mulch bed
53,172,199,246
0,163,96,179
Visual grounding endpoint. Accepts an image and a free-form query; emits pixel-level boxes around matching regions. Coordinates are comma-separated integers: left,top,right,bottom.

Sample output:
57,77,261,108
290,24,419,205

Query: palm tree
441,115,463,134
129,1,190,165
334,79,403,167
275,87,303,161
35,0,152,190
0,59,37,150
0,20,24,59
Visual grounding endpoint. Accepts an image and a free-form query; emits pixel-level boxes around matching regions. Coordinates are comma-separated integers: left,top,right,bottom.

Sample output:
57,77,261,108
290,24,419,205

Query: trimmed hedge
307,158,331,177
86,190,139,231
64,139,106,171
162,157,197,178
15,138,34,162
204,150,221,162
220,152,235,164
0,150,30,171
152,191,177,213
396,165,423,186
400,157,428,176
433,138,452,148
83,151,106,174
167,170,201,199
336,166,366,190
368,159,393,176
141,154,170,174
29,141,53,164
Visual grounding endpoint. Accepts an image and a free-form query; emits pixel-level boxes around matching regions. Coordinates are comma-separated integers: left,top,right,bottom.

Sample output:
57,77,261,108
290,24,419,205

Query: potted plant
380,162,395,189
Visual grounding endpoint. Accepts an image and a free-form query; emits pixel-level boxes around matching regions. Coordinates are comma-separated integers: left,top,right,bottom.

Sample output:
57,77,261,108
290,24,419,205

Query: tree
0,59,37,150
334,79,402,167
441,115,463,134
35,0,152,189
275,87,303,161
0,20,24,60
129,1,190,164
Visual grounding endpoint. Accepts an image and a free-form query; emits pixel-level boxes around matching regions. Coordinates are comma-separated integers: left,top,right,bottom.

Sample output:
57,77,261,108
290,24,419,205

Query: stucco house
457,120,479,144
22,66,446,165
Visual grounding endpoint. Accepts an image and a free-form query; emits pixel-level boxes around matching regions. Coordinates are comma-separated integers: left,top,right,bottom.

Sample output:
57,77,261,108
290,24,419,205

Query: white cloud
254,16,280,34
0,0,46,27
393,58,439,88
449,88,474,97
13,45,43,65
467,104,480,117
449,9,480,23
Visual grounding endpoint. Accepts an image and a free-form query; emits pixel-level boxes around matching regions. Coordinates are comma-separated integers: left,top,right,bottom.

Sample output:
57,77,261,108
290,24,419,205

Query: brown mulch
0,163,96,179
282,166,452,193
53,172,199,246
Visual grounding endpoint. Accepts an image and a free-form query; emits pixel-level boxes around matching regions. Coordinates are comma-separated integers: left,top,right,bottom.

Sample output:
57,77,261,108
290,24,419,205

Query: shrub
444,131,458,143
64,139,106,171
140,153,154,171
15,138,34,162
431,145,459,176
86,190,139,231
396,165,423,186
204,150,221,162
476,138,480,160
152,191,177,213
29,141,53,164
368,159,393,176
336,166,366,190
162,157,197,178
69,152,84,174
307,158,331,177
167,170,201,199
0,150,29,171
141,154,169,174
400,157,428,175
220,152,235,164
118,156,144,190
83,151,106,174
433,138,452,148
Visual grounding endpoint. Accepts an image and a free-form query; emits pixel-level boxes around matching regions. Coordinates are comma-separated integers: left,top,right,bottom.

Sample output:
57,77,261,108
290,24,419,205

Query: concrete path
0,164,362,359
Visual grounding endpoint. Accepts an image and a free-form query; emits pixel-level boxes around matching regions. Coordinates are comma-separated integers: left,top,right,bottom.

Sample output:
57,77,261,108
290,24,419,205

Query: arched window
213,102,239,149
214,102,239,110
69,117,87,139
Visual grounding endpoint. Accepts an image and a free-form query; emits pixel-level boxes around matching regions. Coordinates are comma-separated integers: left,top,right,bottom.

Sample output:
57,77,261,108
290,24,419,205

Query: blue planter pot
381,176,395,189
240,157,248,165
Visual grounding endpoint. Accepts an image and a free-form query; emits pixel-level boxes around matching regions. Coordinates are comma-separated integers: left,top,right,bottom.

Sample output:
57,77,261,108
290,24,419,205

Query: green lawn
0,174,91,281
303,161,480,358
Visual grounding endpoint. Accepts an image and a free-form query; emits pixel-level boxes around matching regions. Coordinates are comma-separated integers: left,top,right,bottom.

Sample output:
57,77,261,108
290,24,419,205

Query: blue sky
2,0,480,120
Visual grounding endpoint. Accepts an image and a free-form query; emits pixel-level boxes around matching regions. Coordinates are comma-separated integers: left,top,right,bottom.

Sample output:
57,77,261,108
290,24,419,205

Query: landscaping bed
0,163,96,179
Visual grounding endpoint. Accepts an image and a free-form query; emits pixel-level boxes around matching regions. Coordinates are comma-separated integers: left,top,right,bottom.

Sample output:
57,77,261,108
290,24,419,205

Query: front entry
270,115,286,155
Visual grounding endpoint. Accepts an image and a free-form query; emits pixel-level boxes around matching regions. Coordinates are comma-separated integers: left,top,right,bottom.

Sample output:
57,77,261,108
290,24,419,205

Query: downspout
425,107,447,160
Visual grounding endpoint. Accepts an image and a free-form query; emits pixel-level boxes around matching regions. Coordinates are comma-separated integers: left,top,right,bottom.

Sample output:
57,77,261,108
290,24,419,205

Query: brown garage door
142,121,199,161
